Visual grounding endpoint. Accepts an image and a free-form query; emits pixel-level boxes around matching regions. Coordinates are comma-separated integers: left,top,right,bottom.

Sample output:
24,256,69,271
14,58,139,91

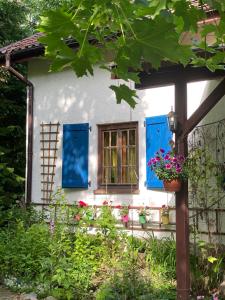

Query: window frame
95,121,139,194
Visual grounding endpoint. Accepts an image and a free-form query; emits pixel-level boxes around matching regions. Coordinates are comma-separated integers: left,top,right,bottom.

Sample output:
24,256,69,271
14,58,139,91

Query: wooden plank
41,164,56,167
175,79,190,300
40,123,60,126
40,140,59,142
183,77,225,137
41,148,58,151
136,66,225,89
40,132,58,134
41,172,55,175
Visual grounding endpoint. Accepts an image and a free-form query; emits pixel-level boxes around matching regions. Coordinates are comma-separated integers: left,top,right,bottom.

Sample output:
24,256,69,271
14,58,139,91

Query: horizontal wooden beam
183,77,225,137
136,66,225,89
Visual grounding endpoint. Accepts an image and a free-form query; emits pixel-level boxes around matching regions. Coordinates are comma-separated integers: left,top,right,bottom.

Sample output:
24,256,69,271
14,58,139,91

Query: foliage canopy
38,0,225,107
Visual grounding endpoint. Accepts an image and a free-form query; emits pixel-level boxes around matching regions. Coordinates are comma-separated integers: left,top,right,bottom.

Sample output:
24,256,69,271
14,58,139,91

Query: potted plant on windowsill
119,206,129,228
160,205,170,225
148,148,188,192
138,207,148,228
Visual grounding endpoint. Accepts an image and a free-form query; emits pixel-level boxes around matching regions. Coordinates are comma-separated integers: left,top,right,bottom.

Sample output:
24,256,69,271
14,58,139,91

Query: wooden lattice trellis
40,122,60,202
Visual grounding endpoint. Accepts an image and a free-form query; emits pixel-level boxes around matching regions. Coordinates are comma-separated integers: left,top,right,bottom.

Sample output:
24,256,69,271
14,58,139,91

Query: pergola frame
137,65,225,300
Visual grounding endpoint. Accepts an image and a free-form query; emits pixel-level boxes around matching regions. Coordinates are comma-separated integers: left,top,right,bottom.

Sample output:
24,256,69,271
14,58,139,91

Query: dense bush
0,200,224,299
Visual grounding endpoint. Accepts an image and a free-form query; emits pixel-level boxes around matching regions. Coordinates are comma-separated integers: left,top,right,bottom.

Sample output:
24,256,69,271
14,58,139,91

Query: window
95,122,139,194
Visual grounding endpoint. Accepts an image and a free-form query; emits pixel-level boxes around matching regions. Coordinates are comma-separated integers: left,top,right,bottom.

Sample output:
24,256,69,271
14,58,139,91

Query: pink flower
176,168,182,173
78,200,88,207
178,155,185,161
164,154,170,160
103,200,108,205
165,164,172,169
172,157,177,163
155,157,160,161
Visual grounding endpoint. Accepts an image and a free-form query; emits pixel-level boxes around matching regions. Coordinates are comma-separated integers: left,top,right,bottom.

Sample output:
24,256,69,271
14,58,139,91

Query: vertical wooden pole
175,79,190,300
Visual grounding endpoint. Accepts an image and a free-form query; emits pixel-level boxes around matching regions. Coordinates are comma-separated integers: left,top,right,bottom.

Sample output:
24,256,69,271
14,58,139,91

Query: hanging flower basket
139,214,147,225
148,147,188,192
163,179,182,192
121,215,129,227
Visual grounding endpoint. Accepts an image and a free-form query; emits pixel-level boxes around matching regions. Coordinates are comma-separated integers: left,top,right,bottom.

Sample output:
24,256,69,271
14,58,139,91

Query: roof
0,32,44,64
0,32,43,54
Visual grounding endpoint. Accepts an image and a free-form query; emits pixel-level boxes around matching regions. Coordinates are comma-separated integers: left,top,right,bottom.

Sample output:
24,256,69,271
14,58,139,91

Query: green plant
119,206,129,217
190,240,225,297
96,204,117,238
145,234,176,280
148,148,187,181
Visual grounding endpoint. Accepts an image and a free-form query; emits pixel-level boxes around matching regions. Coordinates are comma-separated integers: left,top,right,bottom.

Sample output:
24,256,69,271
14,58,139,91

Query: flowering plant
117,205,129,216
161,205,169,216
148,148,187,181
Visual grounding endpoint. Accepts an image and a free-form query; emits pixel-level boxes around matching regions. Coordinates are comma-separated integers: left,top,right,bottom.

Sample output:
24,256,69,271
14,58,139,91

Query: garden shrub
0,198,223,299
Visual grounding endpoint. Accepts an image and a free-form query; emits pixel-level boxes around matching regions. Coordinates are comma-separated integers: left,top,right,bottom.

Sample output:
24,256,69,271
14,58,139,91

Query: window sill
94,188,140,195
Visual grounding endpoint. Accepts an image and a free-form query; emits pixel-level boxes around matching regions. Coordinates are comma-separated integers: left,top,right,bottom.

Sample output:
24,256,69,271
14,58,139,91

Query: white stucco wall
28,58,225,236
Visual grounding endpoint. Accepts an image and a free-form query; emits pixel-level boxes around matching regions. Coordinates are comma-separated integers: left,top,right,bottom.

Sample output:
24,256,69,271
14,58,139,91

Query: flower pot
121,215,129,227
163,179,181,192
161,214,169,225
139,215,147,224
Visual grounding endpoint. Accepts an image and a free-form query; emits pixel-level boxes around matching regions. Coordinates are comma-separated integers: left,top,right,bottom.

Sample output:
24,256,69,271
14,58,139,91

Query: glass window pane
122,147,128,166
103,167,110,183
111,167,118,183
129,129,135,145
129,147,136,165
129,167,137,184
122,131,128,146
111,131,117,146
122,166,128,183
104,149,110,166
111,149,117,167
104,131,109,146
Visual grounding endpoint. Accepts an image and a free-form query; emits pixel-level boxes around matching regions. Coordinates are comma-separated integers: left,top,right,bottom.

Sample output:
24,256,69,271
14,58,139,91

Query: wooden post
175,79,190,300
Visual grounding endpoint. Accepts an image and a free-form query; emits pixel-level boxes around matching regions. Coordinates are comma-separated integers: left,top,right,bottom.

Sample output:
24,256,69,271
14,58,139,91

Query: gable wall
28,58,225,238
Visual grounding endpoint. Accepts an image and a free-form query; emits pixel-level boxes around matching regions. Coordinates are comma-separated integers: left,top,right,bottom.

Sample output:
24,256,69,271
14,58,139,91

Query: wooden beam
183,77,225,137
175,80,190,300
136,66,225,89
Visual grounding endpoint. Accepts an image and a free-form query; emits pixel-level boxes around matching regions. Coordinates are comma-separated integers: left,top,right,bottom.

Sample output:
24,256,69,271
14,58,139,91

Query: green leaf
208,256,218,264
110,84,138,108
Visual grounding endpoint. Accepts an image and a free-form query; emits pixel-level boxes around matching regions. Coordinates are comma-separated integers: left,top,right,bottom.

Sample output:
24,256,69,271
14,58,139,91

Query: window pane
129,167,137,184
111,148,117,167
129,147,136,165
122,146,128,166
111,131,117,146
129,130,135,145
122,166,128,183
104,131,109,146
103,167,110,183
122,131,128,146
111,167,118,183
104,149,110,166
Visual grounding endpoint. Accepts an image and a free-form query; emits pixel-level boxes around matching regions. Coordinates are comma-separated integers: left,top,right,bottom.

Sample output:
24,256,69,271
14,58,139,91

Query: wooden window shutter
62,123,89,188
145,115,172,189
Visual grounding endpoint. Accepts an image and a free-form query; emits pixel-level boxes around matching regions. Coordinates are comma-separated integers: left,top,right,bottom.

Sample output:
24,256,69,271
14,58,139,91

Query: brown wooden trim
94,188,140,195
175,79,190,300
182,77,225,137
136,66,225,89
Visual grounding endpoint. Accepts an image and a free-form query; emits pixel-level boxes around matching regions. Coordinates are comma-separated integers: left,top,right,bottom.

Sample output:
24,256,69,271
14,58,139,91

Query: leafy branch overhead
38,0,225,107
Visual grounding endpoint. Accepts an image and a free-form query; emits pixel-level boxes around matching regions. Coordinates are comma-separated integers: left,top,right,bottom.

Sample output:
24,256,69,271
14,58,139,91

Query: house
0,33,225,237
1,24,225,300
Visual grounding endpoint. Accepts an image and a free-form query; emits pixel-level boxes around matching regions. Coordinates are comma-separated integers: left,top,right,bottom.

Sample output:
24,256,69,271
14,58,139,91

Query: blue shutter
146,115,172,189
62,123,89,188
